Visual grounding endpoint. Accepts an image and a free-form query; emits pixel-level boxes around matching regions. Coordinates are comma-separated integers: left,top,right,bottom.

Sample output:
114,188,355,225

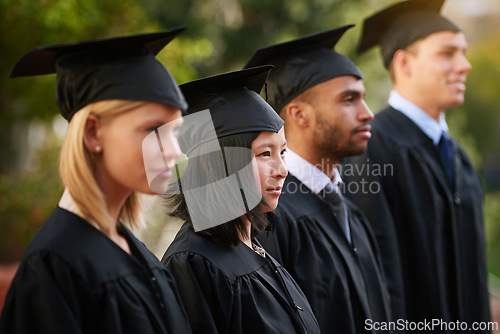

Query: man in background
246,25,391,333
343,0,491,329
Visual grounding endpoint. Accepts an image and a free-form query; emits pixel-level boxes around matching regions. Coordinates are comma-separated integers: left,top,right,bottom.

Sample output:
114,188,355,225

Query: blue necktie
438,132,454,186
319,182,352,244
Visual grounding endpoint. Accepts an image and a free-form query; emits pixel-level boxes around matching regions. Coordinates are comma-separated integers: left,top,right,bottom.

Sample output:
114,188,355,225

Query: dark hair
164,131,270,247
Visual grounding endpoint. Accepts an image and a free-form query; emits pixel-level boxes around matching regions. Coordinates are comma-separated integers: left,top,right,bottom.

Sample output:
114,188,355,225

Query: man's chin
344,146,368,158
444,97,466,109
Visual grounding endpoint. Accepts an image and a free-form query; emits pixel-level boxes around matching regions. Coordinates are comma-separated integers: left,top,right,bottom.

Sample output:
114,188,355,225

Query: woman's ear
84,113,103,153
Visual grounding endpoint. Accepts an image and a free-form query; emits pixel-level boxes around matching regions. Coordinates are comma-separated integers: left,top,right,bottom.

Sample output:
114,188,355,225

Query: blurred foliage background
0,0,499,283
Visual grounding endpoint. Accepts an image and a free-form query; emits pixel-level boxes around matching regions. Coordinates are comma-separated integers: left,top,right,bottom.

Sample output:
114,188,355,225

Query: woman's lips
266,186,282,196
150,168,173,180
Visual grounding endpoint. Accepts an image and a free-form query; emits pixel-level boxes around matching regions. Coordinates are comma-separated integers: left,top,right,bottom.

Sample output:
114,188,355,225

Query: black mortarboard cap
10,27,188,121
180,65,283,139
244,25,362,112
357,0,461,68
170,66,283,230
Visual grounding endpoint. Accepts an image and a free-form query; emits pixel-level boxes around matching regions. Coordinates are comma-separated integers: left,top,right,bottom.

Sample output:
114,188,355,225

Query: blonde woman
0,30,191,334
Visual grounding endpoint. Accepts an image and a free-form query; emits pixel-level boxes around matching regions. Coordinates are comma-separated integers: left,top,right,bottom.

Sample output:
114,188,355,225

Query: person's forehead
313,75,365,94
252,129,286,146
413,30,467,48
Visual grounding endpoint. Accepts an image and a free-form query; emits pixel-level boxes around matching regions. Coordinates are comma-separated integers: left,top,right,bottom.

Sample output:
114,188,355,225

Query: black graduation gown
161,222,320,334
258,174,392,334
342,107,491,330
0,206,190,334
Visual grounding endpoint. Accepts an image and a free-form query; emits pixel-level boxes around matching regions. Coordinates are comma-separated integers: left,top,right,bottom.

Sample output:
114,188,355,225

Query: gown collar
388,90,449,145
285,149,342,194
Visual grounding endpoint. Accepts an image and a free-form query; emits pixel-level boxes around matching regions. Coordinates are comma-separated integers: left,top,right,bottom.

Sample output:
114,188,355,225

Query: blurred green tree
0,134,62,261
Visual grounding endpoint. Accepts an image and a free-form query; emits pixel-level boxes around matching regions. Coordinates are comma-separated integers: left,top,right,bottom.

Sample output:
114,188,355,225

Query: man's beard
313,114,366,161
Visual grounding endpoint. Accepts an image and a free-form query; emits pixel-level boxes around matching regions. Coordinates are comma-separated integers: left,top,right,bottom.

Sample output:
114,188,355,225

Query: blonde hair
59,99,147,230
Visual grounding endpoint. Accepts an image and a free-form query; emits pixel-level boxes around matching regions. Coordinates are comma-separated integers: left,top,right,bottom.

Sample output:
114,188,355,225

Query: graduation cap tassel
264,82,268,102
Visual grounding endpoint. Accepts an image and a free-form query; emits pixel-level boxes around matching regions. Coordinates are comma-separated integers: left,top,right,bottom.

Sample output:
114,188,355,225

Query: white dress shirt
285,149,351,244
388,90,449,145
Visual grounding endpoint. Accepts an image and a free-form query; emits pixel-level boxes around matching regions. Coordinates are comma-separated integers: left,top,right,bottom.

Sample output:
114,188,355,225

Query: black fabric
319,182,350,242
10,29,188,121
0,207,190,334
258,174,391,334
342,107,491,332
179,66,283,138
244,25,362,112
356,0,460,68
162,222,320,334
